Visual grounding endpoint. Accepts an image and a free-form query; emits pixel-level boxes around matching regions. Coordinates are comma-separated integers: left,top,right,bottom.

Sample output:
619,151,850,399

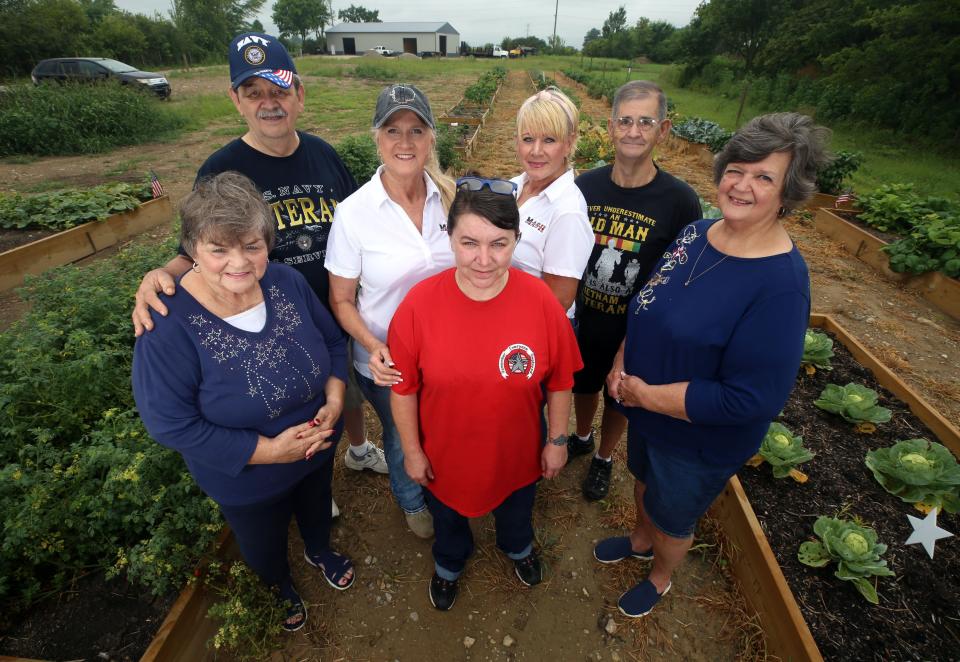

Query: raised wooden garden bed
710,313,959,661
803,192,856,213
813,207,960,320
0,196,173,293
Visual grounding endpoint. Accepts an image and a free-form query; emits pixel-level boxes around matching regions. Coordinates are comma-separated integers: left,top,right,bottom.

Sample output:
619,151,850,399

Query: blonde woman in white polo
325,84,455,540
510,87,594,317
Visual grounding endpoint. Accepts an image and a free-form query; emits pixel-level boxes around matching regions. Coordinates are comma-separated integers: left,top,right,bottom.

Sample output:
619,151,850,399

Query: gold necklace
684,242,728,287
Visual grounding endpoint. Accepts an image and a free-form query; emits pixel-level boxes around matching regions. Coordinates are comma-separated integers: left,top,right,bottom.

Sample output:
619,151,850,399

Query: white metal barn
326,22,461,56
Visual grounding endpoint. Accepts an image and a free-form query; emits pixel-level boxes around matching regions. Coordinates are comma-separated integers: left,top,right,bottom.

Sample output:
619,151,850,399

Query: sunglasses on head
455,177,518,196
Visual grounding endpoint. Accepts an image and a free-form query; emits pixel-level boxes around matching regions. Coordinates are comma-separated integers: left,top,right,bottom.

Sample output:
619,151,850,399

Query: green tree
601,5,627,38
0,0,89,75
272,0,330,50
582,27,600,49
169,0,266,60
90,12,148,63
78,0,115,23
337,3,379,22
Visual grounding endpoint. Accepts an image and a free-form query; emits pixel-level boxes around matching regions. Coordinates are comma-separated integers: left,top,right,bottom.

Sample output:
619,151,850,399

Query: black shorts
572,313,626,396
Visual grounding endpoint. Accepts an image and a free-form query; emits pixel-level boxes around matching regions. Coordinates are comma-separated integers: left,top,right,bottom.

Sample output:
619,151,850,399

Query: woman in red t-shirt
388,177,583,611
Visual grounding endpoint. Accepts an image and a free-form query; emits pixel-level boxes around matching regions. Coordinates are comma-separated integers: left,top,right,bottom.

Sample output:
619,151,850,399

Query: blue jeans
425,482,536,580
356,370,426,514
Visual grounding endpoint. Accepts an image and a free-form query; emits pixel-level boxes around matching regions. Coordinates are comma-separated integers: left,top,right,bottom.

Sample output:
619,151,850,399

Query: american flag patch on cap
254,69,294,88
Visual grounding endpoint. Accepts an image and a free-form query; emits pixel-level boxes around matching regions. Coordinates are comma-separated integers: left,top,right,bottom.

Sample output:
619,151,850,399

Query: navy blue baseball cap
229,32,297,89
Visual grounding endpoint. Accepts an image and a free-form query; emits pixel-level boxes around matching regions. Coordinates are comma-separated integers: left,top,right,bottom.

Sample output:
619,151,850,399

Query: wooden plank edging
0,196,173,293
812,207,960,320
711,313,960,662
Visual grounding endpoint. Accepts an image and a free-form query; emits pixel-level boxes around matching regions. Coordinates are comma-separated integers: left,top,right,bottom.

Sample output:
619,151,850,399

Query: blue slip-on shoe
593,536,654,564
618,579,671,618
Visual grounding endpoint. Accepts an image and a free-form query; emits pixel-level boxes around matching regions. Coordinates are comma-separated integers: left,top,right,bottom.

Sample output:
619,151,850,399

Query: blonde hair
516,86,579,160
373,125,456,213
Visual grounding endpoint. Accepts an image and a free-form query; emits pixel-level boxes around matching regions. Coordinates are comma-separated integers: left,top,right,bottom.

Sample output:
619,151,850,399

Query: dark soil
446,103,486,118
737,331,960,661
0,227,56,253
832,208,904,245
0,571,176,661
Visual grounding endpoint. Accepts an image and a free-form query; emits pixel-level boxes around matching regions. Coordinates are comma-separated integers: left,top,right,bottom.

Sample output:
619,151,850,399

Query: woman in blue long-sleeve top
596,113,830,618
132,172,355,632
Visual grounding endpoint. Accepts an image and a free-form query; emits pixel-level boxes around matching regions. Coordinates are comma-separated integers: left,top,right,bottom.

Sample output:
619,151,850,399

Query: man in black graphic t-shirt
569,81,701,501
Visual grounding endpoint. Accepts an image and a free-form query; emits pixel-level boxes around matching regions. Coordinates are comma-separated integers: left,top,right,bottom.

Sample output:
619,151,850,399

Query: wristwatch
548,434,568,447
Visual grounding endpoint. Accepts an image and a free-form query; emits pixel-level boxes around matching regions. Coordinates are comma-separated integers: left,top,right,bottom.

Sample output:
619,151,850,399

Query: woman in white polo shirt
511,87,594,317
325,84,455,539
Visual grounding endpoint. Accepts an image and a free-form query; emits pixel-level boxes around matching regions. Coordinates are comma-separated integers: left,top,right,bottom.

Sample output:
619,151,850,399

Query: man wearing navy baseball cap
131,33,389,537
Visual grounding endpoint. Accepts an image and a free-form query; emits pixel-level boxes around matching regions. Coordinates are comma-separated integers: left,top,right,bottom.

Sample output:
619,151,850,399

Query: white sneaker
332,498,340,518
344,444,390,474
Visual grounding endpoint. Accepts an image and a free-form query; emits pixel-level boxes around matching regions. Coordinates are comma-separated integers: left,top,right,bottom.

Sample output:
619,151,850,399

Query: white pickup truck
370,45,396,56
492,47,509,58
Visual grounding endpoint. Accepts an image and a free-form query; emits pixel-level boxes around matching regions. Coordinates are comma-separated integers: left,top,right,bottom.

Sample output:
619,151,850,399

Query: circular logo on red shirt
498,343,536,379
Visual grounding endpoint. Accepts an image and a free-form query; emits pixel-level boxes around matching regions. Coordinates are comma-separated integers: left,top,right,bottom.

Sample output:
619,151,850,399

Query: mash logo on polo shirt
498,343,536,379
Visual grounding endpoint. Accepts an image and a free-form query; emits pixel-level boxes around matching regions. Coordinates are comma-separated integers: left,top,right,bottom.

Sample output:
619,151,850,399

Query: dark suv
31,58,171,98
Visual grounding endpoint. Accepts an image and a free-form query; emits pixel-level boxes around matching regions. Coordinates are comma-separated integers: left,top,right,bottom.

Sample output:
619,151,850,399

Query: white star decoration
905,508,954,559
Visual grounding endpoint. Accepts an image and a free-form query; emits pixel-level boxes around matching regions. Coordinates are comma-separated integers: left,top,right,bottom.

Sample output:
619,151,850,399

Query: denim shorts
627,434,740,538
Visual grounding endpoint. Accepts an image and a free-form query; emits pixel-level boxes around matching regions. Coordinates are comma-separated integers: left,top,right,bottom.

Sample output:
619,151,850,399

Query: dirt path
468,70,535,178
285,70,751,661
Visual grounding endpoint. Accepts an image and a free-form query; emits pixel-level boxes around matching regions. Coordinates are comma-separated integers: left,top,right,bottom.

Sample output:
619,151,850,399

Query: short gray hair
180,172,274,257
713,112,832,214
611,80,667,121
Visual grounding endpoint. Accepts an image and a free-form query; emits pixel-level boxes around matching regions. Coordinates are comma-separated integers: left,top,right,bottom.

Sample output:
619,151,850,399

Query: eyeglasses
456,177,518,196
614,116,660,131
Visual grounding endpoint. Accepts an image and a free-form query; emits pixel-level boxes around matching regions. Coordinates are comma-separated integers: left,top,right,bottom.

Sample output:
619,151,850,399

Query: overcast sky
113,0,701,48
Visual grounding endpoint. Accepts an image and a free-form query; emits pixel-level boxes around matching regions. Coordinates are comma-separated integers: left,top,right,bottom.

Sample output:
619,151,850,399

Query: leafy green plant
814,383,892,427
802,329,835,372
435,123,465,172
0,82,184,156
205,561,286,660
816,150,863,196
857,184,926,235
0,180,154,232
798,516,895,604
671,117,733,153
757,422,815,479
865,439,960,514
335,134,379,185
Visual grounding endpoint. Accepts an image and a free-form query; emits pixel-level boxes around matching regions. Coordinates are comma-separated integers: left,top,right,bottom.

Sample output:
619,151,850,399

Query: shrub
816,150,863,195
435,123,464,172
0,180,154,231
335,134,379,185
0,82,184,156
0,237,221,609
351,62,393,79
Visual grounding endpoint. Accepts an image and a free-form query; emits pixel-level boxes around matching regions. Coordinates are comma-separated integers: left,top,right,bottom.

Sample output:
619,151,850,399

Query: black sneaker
514,551,542,587
582,456,613,501
429,573,458,611
566,431,595,459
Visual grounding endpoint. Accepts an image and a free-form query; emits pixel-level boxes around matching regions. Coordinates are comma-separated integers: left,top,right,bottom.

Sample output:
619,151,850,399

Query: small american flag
150,171,165,199
835,191,854,208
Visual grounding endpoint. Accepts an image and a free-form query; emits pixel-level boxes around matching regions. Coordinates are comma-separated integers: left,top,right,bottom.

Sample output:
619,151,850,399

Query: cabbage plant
801,330,834,372
814,383,892,426
798,516,895,604
865,439,960,514
759,423,815,479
